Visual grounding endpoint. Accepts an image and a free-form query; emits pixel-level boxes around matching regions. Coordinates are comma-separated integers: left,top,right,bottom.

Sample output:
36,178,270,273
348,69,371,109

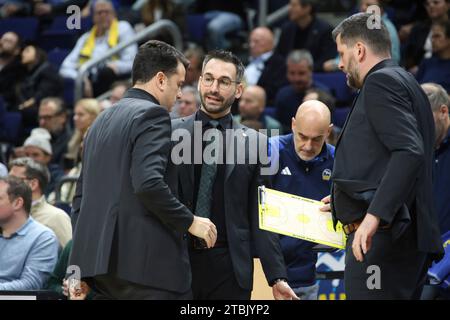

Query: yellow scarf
79,19,119,65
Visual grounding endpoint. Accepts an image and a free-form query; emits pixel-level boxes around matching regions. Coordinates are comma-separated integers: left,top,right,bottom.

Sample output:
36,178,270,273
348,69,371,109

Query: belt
343,219,391,236
190,237,228,250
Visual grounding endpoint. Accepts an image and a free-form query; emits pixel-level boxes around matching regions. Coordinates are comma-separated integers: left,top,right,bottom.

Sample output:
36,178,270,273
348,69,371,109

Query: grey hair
332,12,391,57
286,49,314,70
9,157,50,194
181,85,201,106
421,83,450,112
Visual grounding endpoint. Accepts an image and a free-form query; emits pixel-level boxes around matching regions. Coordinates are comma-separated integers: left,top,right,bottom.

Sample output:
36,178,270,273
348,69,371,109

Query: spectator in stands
99,80,130,110
38,97,72,167
0,0,33,17
269,100,334,300
0,176,58,291
184,44,204,87
0,163,7,177
133,0,187,42
0,32,25,111
323,0,401,71
34,0,90,17
60,0,138,97
276,0,336,72
22,128,64,197
65,99,101,167
275,50,329,130
417,20,450,92
421,83,450,234
194,0,247,50
302,88,340,145
46,239,94,300
236,85,283,136
16,43,63,128
403,0,449,72
171,85,199,118
244,27,288,106
9,157,72,248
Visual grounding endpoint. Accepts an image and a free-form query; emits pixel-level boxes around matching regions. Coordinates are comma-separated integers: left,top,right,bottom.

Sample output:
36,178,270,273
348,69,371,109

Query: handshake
188,216,217,248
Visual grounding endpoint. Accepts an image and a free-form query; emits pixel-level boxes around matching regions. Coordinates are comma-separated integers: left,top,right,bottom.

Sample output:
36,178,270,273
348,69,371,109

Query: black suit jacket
171,113,287,290
70,88,194,293
331,59,443,256
257,53,288,106
275,18,336,72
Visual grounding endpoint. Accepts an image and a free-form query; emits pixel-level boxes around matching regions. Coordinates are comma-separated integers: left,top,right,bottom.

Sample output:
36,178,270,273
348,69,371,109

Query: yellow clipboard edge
258,186,347,250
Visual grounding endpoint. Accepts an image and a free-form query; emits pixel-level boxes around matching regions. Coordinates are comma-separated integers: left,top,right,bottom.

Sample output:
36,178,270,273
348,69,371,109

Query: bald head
239,85,267,119
249,27,274,57
292,100,332,161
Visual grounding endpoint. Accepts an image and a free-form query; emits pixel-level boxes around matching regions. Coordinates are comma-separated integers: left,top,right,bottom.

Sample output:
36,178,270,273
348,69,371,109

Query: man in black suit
171,50,297,300
244,27,288,105
320,13,443,299
69,40,217,300
275,0,336,72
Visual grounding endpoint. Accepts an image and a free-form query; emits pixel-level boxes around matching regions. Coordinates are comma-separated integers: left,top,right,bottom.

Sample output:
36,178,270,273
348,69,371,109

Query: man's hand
352,213,380,262
188,216,217,248
272,280,299,300
320,195,331,213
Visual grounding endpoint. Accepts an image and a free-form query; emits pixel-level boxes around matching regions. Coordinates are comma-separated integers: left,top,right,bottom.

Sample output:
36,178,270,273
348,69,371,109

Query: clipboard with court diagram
258,186,346,250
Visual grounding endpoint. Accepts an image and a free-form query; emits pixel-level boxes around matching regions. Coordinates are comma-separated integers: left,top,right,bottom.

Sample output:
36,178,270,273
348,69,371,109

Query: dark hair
132,40,189,85
332,12,391,57
305,88,336,113
9,157,50,195
433,19,450,38
0,176,32,214
202,50,245,83
298,0,316,16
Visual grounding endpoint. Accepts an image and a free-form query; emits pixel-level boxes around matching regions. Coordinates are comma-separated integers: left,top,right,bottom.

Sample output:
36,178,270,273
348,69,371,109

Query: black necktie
195,120,220,218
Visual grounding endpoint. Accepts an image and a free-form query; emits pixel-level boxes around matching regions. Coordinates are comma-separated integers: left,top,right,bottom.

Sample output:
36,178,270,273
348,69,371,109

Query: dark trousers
190,247,251,300
91,274,193,300
345,226,429,300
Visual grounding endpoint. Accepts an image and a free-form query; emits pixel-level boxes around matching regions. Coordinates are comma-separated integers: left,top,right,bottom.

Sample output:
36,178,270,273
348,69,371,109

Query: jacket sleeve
364,72,424,224
130,106,194,233
250,133,287,285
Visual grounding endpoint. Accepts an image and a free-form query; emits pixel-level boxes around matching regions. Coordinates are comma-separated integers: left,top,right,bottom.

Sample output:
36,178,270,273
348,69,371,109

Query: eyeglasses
201,74,240,90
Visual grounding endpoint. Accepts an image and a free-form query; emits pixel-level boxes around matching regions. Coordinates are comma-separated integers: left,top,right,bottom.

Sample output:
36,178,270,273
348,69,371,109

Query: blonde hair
66,99,100,163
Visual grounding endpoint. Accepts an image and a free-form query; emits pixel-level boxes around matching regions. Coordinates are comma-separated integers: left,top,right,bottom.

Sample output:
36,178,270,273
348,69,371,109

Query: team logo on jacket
322,169,332,181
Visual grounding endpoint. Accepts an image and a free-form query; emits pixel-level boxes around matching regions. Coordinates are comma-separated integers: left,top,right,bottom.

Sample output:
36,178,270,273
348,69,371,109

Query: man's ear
326,123,334,138
440,104,449,118
156,72,166,91
12,197,24,211
235,83,244,99
355,42,366,63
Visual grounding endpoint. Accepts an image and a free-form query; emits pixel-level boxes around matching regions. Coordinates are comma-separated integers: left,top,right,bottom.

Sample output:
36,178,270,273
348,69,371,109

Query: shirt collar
437,127,450,151
123,88,160,105
0,217,34,239
364,59,398,84
250,51,273,63
196,109,233,130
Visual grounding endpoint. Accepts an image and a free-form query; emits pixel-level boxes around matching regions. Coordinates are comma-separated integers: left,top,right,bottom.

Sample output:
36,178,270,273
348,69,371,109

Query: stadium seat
332,106,351,128
0,17,39,41
313,72,355,105
186,14,208,44
47,48,71,69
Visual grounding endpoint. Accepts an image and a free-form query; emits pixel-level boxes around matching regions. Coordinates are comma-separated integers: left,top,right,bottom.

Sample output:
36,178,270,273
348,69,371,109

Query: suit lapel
225,120,247,182
177,115,195,198
335,90,360,149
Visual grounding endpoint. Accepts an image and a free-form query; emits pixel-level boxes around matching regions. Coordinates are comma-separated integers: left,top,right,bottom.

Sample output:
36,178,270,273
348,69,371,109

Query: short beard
200,92,235,115
347,57,361,89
